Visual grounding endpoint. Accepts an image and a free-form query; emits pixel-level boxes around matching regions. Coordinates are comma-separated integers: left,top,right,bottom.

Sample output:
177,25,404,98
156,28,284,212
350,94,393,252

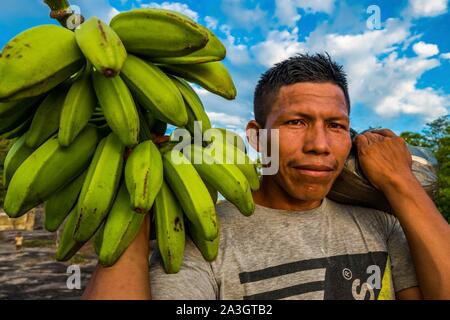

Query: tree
401,115,450,222
400,132,432,148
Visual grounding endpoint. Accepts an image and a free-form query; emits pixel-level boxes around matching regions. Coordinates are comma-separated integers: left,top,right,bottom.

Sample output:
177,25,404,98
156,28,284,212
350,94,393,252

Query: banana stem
43,0,85,29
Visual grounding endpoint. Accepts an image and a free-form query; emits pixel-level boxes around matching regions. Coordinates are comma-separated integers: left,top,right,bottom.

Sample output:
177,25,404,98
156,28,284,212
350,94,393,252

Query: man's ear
246,120,262,152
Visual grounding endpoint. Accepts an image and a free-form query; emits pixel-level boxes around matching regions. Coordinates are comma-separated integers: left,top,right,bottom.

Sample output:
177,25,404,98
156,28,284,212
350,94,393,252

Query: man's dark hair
253,53,350,127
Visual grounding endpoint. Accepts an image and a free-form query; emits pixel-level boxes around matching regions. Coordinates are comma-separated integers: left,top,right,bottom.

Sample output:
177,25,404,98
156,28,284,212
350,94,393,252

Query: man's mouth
292,164,335,178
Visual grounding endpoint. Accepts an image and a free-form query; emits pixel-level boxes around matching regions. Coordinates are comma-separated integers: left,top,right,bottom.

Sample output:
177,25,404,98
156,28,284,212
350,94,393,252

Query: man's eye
329,123,346,130
286,120,305,125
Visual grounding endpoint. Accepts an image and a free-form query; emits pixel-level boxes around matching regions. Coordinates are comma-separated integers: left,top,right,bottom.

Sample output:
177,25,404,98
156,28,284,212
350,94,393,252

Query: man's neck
252,176,323,212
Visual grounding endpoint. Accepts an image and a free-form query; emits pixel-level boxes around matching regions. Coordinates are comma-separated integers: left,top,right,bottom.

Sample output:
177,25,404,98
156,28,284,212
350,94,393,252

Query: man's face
264,82,352,202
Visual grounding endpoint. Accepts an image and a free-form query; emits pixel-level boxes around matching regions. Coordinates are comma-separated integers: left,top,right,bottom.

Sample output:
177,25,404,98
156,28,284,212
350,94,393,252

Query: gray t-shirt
150,197,418,300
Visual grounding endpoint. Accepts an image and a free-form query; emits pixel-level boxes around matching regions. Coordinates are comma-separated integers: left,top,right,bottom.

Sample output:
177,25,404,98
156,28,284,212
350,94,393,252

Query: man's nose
302,124,331,155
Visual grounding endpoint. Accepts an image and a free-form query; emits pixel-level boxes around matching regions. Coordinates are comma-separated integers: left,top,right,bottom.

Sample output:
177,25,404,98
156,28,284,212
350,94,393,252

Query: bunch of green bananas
0,8,260,273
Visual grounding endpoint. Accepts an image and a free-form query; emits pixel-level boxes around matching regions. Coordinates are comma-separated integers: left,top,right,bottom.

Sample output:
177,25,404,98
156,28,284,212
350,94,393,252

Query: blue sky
1,0,449,137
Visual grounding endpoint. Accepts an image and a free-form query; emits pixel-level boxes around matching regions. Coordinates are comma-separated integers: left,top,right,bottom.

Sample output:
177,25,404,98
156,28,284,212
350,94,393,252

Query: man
83,53,450,300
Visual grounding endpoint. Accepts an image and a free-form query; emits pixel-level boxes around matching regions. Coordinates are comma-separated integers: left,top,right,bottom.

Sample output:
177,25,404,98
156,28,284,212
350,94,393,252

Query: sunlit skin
248,82,352,211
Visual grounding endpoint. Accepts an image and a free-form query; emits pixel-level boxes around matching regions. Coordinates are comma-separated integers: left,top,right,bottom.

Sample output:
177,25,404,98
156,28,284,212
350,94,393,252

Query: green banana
55,207,85,262
170,76,211,135
74,132,125,242
125,140,163,212
59,69,97,147
150,12,225,64
162,146,218,241
120,54,188,127
4,125,99,218
3,135,35,189
0,25,84,101
0,98,40,135
203,179,218,204
154,181,185,273
44,171,87,232
0,96,41,118
161,62,237,100
206,128,246,152
25,87,68,148
185,144,255,216
92,71,139,147
187,217,219,262
137,106,152,142
98,184,146,267
94,222,105,257
75,16,127,77
0,115,32,140
206,135,260,191
110,8,208,57
230,147,260,191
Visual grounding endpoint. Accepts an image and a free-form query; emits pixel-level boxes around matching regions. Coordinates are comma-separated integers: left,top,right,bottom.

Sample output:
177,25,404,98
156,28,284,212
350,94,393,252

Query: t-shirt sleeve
149,237,218,300
386,215,419,293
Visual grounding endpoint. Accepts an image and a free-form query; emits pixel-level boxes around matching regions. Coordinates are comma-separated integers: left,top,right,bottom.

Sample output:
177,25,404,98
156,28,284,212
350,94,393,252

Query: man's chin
288,184,331,202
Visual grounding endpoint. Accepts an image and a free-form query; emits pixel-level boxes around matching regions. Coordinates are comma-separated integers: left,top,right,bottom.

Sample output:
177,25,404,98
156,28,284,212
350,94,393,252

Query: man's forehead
271,82,348,116
277,82,347,104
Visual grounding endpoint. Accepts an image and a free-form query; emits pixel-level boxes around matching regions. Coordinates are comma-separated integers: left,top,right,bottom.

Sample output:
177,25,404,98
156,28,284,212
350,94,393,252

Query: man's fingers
365,132,385,142
367,128,396,138
355,133,370,147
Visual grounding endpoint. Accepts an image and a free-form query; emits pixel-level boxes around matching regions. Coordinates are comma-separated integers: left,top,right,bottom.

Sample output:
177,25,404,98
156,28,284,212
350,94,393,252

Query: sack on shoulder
328,129,438,213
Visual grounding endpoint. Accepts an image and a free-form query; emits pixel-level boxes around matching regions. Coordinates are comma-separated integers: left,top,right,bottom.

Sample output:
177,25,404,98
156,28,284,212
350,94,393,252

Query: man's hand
355,128,450,299
354,129,415,192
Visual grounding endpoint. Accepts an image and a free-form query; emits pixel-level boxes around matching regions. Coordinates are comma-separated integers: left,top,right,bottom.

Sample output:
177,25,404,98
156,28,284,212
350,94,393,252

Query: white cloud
413,41,439,57
440,52,450,59
220,24,251,66
275,0,335,26
221,0,267,30
251,28,305,67
375,81,448,120
207,112,246,127
275,0,302,27
295,0,335,14
313,22,447,120
141,2,199,21
408,0,448,17
204,16,218,30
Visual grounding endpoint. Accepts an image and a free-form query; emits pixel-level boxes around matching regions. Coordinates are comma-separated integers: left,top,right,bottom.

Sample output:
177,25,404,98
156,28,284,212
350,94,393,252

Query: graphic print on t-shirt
239,251,394,300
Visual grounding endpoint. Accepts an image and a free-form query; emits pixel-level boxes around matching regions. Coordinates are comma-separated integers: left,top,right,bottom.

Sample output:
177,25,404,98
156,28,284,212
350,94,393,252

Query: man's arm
82,214,151,300
355,129,450,300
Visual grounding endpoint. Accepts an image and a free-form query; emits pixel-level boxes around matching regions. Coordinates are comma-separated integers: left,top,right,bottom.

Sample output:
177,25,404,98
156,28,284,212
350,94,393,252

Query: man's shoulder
325,197,388,214
324,197,397,227
214,198,397,227
215,200,244,220
214,200,262,228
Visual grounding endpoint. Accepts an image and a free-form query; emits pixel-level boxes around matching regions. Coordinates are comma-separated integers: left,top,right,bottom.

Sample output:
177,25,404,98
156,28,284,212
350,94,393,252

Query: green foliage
401,115,450,222
400,132,433,148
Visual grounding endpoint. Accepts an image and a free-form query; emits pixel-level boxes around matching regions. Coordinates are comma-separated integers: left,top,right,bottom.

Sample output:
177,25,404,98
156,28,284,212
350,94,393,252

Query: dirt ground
0,208,98,300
